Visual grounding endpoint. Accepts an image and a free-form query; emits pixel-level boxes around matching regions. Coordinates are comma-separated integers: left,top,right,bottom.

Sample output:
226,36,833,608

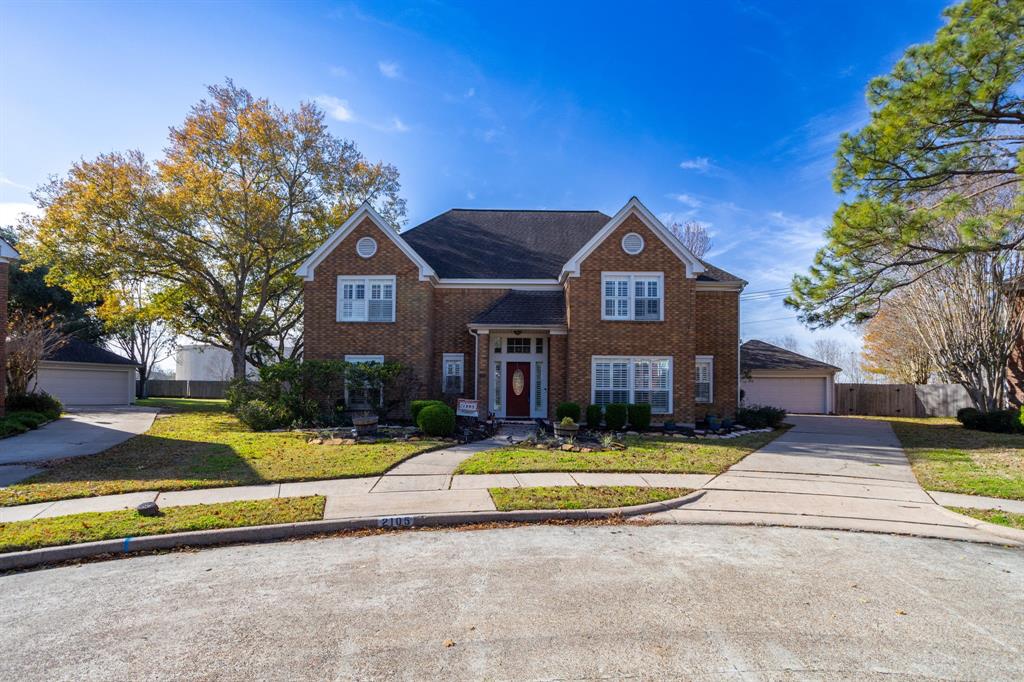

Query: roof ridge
445,208,607,213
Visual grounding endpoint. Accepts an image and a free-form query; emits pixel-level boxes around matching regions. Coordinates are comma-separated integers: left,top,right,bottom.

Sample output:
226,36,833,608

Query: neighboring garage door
743,376,828,414
34,363,135,406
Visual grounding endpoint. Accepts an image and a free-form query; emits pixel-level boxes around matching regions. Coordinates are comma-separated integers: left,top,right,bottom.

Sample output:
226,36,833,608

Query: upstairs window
601,273,664,321
337,276,395,322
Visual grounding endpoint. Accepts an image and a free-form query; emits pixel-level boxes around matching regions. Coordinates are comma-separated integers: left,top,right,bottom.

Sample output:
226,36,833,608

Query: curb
931,505,1024,545
0,490,705,571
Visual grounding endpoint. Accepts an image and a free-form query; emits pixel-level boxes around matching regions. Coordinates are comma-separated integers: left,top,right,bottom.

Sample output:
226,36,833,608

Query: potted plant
553,416,580,438
351,413,379,436
706,414,721,432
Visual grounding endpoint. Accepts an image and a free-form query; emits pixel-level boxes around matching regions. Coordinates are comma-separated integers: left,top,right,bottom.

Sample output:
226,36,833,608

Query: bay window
592,356,672,414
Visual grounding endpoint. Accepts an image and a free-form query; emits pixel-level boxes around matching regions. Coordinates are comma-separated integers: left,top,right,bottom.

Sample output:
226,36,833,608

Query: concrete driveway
1,525,1021,680
0,407,157,472
652,415,1017,543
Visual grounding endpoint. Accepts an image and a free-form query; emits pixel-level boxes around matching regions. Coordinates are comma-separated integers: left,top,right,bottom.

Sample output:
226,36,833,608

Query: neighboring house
740,339,840,414
297,197,746,425
175,344,256,381
0,238,18,416
34,339,138,406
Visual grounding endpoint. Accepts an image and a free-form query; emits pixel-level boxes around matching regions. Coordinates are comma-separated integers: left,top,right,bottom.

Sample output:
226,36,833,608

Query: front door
505,362,531,417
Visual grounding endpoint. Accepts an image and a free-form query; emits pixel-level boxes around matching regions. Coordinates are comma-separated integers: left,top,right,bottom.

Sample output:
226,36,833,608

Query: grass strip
0,496,325,553
489,485,691,511
950,506,1024,531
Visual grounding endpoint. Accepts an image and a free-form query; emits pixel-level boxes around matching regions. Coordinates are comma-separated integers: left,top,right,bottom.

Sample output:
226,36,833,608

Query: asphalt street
1,524,1022,680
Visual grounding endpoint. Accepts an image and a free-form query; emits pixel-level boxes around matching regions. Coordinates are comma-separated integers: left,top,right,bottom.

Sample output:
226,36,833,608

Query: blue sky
0,0,950,357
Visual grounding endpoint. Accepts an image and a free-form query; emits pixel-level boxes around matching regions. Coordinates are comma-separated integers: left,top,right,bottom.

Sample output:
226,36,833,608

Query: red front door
505,362,531,417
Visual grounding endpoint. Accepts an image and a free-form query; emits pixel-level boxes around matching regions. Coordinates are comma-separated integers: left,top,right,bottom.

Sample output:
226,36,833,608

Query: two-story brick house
297,197,745,426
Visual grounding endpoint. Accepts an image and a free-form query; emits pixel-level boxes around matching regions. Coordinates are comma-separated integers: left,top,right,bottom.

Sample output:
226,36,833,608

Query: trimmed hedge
586,403,603,428
627,403,652,431
736,405,787,429
604,403,628,430
418,403,456,437
411,400,447,423
556,402,581,422
7,392,62,420
237,399,292,432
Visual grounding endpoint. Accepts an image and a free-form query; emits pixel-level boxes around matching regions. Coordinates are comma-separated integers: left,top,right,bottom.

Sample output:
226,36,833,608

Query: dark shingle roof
697,260,745,284
402,209,611,279
44,338,139,366
472,291,566,326
741,340,840,372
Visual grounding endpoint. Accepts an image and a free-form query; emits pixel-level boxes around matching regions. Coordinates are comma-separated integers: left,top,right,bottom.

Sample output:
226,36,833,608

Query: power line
740,314,800,326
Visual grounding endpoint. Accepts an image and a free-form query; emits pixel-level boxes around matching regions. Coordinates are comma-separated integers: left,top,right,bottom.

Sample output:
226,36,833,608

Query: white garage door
35,364,134,406
743,376,828,414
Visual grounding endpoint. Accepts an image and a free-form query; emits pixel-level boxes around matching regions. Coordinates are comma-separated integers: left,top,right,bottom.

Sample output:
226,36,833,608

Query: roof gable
560,197,707,280
296,203,437,282
0,238,19,262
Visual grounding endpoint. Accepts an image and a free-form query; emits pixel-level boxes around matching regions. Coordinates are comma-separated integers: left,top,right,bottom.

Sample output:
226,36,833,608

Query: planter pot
351,415,379,436
553,423,580,439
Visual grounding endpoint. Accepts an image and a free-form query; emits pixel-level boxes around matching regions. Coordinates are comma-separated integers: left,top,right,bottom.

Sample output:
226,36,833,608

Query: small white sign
456,398,479,418
378,516,414,529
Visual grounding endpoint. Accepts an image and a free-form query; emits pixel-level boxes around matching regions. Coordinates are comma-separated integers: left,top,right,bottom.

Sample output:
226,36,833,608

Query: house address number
378,516,414,528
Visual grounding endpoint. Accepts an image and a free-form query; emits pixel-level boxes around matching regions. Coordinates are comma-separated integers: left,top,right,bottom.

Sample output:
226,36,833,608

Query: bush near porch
0,398,445,507
455,430,784,475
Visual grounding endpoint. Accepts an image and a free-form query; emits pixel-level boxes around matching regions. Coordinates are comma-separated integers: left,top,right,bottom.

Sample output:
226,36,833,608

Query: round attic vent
356,236,378,258
621,232,644,255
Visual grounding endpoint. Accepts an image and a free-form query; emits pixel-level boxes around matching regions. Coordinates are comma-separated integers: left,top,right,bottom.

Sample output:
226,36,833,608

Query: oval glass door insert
512,368,525,396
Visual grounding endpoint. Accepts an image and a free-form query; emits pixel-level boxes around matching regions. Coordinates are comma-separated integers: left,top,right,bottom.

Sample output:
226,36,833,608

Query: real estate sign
456,399,479,418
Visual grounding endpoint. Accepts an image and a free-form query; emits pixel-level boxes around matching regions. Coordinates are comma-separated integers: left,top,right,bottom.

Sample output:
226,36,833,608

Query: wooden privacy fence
833,383,973,418
140,380,230,399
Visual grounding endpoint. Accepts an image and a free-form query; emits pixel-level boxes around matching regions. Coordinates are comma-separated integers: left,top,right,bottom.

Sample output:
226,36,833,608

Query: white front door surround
489,333,548,419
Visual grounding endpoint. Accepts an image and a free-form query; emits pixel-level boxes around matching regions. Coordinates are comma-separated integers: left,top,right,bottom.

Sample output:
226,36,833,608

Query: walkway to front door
505,361,531,417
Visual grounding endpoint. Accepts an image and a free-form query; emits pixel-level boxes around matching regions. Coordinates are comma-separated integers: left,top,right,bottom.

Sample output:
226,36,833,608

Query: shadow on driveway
0,408,159,466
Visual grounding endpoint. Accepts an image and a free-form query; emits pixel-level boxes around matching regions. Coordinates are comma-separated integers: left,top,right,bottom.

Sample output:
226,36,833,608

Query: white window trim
590,355,673,415
442,353,465,394
696,355,714,404
600,272,665,322
336,275,396,323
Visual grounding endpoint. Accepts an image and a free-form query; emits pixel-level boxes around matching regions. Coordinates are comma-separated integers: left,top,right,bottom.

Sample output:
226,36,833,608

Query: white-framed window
505,337,532,354
592,356,673,414
443,353,464,394
695,355,714,403
344,355,384,406
336,276,395,322
601,273,664,321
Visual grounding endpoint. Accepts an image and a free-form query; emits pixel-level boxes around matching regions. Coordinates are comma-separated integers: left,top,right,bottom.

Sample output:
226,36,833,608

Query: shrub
236,399,292,432
586,403,603,428
956,407,980,425
1020,406,1024,431
7,392,62,420
0,418,29,437
226,379,265,412
965,408,1022,434
736,405,787,429
8,411,49,429
556,402,581,422
417,403,455,437
604,403,628,430
411,399,447,423
627,403,652,431
559,416,576,426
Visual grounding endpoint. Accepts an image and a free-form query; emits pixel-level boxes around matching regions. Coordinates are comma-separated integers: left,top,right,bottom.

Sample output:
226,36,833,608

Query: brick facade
303,208,742,424
0,260,7,416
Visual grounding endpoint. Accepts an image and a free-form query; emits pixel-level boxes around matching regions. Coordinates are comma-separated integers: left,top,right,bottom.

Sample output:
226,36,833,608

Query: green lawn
0,398,444,507
951,507,1024,531
489,486,690,511
456,430,783,475
884,417,1024,500
0,496,325,553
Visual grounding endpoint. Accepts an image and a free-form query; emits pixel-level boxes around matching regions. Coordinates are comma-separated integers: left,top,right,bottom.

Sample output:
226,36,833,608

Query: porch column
547,333,568,419
477,331,490,417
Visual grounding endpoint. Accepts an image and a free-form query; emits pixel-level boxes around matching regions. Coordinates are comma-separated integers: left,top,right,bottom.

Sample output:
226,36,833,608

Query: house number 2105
378,516,414,528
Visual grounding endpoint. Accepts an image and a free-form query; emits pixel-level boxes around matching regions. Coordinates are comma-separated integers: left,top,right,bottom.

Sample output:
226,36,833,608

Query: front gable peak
295,203,437,282
559,197,707,279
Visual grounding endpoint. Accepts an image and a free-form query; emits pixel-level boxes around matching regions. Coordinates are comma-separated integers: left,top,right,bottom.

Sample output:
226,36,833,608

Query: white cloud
0,202,39,228
669,193,702,208
386,117,409,133
378,60,400,79
679,157,712,172
314,95,354,122
466,191,476,200
0,175,31,191
465,87,475,98
328,65,350,78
